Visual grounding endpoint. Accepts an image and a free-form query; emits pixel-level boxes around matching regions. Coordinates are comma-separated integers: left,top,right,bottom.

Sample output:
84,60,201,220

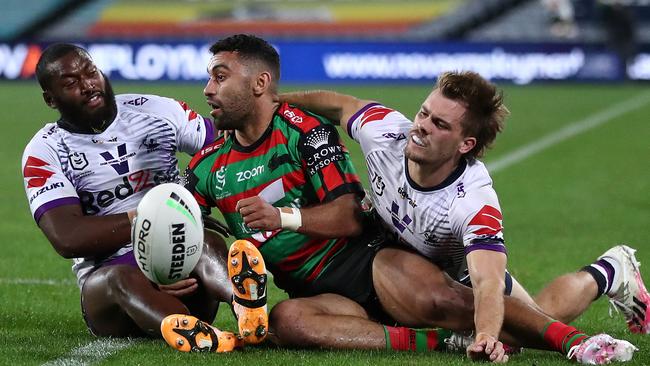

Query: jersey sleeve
291,112,364,203
182,138,226,217
449,185,507,256
125,94,214,154
22,139,79,222
173,100,215,154
346,103,412,155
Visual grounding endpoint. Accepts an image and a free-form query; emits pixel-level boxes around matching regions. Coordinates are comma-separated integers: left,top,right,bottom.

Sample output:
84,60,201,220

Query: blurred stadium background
2,1,649,365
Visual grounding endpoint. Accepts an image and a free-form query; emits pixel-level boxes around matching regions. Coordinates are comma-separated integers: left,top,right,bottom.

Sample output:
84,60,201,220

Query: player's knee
102,265,150,300
269,300,318,346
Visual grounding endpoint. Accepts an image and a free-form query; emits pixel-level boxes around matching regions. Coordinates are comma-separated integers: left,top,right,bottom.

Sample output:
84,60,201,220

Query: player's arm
280,90,373,132
466,249,507,358
236,193,363,238
38,204,134,259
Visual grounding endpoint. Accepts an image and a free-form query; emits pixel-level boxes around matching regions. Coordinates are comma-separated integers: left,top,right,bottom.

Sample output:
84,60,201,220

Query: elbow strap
278,207,302,231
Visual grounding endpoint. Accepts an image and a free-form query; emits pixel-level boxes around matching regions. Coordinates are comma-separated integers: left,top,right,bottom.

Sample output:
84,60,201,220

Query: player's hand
467,332,508,363
236,196,281,231
158,278,198,297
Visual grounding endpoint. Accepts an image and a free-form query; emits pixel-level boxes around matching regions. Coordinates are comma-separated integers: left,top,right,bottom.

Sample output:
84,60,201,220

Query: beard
57,74,117,133
212,91,255,132
404,143,427,164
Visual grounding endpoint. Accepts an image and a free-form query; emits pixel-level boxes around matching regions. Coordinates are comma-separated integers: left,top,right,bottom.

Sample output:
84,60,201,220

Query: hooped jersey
347,103,506,281
184,103,364,291
21,94,214,287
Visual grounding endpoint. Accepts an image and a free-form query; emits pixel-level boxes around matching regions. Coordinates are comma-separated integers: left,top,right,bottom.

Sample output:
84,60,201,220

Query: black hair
36,43,89,90
209,34,280,84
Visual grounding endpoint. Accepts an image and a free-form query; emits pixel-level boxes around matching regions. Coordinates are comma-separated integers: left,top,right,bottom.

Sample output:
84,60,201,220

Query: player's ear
459,137,476,155
42,91,56,109
252,71,272,96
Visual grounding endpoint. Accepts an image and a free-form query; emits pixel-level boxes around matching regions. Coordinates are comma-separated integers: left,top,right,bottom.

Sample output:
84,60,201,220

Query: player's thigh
193,230,230,301
270,293,370,329
372,248,472,325
509,275,536,306
81,265,151,337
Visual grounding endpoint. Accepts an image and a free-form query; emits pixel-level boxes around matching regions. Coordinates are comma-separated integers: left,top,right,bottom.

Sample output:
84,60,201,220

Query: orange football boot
160,314,242,353
228,239,268,344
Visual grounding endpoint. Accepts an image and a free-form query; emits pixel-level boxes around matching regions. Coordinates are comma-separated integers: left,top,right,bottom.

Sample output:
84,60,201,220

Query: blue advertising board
0,40,632,84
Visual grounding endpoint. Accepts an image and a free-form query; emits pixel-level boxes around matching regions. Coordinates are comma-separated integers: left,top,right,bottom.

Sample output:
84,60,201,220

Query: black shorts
282,227,392,322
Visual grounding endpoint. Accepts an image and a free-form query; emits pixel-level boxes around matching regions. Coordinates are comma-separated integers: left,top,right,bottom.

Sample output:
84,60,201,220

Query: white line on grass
41,338,135,366
486,91,650,174
0,278,76,286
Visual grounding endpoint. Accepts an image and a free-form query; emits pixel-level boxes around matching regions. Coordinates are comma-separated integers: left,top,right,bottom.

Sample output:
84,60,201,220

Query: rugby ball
132,183,204,285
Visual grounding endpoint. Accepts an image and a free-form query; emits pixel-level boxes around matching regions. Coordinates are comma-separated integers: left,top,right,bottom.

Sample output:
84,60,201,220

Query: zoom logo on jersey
100,143,135,174
237,165,264,182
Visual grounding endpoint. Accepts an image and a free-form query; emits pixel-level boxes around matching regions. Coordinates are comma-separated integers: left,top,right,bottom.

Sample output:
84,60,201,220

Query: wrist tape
278,207,302,231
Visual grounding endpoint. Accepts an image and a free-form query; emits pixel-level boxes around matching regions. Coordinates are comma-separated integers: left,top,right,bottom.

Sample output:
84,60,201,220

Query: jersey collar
404,157,467,192
231,121,274,153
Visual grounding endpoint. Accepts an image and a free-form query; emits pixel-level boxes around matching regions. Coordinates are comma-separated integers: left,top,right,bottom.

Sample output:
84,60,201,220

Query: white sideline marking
0,278,75,286
41,338,135,366
486,91,650,174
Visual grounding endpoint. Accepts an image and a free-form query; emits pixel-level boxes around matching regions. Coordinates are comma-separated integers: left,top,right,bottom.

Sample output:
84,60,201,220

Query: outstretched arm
280,90,374,130
466,249,508,362
38,204,134,258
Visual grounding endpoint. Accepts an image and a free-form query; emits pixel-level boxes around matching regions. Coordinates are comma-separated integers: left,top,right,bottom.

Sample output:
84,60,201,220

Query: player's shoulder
276,102,334,134
117,93,173,108
22,122,61,169
354,103,401,123
24,122,60,152
187,135,227,170
462,159,493,189
450,159,498,214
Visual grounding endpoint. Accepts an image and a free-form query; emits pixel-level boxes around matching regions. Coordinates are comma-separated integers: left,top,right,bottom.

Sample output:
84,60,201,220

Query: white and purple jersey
347,103,505,281
21,94,214,287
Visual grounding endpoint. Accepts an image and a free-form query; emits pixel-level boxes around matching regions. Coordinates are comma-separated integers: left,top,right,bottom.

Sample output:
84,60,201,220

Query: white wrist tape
278,207,302,231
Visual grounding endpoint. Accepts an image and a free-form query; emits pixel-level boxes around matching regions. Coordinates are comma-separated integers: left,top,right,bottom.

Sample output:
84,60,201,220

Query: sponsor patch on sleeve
299,125,346,176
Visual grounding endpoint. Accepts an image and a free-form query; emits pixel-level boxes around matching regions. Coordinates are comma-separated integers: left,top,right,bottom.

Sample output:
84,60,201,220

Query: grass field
1,81,649,365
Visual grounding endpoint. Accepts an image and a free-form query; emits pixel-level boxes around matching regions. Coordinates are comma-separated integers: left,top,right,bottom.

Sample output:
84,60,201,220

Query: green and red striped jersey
184,103,364,291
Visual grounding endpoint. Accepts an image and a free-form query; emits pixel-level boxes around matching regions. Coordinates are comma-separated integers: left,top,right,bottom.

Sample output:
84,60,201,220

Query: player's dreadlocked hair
436,71,509,159
36,43,89,90
209,34,280,93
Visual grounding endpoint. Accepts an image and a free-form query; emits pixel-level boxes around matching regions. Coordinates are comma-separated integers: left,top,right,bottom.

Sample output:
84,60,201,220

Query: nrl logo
69,152,89,171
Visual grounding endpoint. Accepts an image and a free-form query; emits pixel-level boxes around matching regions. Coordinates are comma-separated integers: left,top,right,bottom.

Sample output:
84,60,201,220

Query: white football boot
567,334,637,364
599,245,650,334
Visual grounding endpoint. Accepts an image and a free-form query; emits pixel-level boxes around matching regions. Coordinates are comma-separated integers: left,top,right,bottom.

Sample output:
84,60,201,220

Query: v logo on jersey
468,205,503,236
388,201,412,233
100,143,130,175
23,156,54,188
